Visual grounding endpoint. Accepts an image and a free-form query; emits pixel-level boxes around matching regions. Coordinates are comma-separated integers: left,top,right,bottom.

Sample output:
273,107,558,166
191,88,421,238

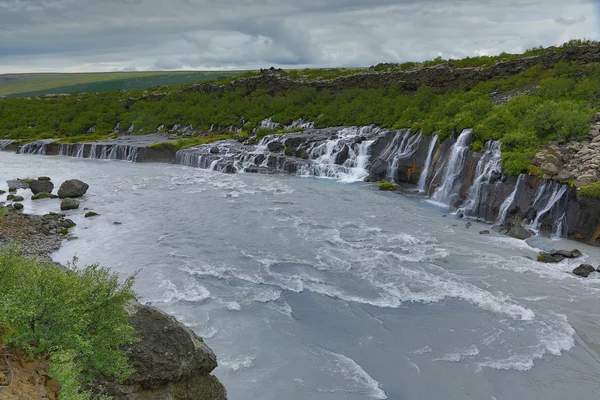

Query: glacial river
2,152,600,400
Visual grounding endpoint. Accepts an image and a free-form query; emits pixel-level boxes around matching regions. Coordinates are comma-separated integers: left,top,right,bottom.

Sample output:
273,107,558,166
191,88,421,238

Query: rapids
2,152,600,399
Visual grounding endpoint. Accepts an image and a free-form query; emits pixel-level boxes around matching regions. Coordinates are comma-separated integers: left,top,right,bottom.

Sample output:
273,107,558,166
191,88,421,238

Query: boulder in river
58,179,89,199
538,249,582,263
91,301,227,400
60,198,80,211
506,225,534,240
573,264,596,278
480,230,490,235
7,179,29,190
29,179,54,195
13,203,23,211
85,211,99,218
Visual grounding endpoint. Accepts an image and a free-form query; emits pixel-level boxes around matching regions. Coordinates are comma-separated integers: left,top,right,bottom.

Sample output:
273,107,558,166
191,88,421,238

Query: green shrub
579,182,600,198
378,182,398,191
471,140,484,152
0,247,137,392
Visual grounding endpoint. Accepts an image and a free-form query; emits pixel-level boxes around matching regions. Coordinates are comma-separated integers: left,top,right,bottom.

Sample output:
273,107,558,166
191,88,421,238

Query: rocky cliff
181,45,600,96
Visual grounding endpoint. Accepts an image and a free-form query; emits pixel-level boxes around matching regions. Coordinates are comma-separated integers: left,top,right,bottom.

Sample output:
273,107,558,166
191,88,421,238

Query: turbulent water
3,152,600,400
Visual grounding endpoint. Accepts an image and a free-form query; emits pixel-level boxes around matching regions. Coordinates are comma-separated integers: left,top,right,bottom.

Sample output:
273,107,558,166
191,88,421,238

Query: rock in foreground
58,179,89,199
92,301,227,400
538,249,583,263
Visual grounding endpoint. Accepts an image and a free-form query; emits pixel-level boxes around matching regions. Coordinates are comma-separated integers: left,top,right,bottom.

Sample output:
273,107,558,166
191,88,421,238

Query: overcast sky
0,0,599,73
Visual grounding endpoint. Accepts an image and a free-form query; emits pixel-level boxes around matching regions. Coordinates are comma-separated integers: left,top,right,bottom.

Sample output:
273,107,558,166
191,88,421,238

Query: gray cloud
556,16,586,25
0,0,598,73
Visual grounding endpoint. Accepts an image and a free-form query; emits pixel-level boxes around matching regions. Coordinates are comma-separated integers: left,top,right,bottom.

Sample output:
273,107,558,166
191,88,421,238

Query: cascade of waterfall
17,140,53,155
298,138,375,182
0,140,14,150
430,130,472,206
456,140,502,217
75,144,85,158
375,129,422,183
417,135,438,192
528,182,568,233
496,174,525,226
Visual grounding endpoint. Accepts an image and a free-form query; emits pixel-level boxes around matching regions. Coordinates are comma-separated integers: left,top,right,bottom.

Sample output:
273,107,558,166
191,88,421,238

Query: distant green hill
0,71,248,97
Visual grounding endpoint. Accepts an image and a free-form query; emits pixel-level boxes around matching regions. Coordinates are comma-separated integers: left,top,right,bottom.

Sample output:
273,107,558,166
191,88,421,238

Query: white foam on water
410,346,433,355
221,354,257,373
434,345,480,363
159,279,211,303
319,350,388,400
405,357,422,373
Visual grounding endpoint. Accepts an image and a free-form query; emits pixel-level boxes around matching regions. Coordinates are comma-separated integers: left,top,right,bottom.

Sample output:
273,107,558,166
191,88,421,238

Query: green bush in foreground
579,182,600,198
378,182,398,191
0,247,137,398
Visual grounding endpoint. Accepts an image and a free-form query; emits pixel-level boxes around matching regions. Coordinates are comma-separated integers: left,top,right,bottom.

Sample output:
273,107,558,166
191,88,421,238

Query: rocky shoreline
0,180,227,400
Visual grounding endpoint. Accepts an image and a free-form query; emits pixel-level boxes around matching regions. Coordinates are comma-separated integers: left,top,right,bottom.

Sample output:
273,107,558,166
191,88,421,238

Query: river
2,152,600,400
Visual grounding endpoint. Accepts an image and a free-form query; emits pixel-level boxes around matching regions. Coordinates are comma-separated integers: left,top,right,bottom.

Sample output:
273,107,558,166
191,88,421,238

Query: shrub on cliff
579,182,600,198
0,246,137,397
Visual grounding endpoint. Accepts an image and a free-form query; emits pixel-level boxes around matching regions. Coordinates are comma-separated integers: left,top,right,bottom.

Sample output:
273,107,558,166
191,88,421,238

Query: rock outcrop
92,301,226,400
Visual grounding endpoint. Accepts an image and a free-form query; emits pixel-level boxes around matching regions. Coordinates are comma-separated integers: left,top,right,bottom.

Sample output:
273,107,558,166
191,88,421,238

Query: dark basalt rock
60,198,80,211
210,146,220,154
13,203,23,211
335,144,350,165
29,179,54,195
91,301,226,400
506,225,534,240
573,264,596,278
267,141,284,153
58,179,89,199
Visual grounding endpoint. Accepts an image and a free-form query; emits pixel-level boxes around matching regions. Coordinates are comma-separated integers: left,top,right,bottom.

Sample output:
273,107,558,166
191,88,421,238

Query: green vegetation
0,71,249,98
373,39,597,71
579,182,600,198
149,132,248,152
378,182,398,191
0,247,137,398
1,41,599,175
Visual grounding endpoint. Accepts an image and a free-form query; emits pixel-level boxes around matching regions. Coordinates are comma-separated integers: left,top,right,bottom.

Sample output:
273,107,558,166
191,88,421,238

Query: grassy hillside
0,71,248,97
1,40,599,176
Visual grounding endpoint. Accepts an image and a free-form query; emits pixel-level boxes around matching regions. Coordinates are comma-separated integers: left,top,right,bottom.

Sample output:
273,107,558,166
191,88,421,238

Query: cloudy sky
0,0,598,73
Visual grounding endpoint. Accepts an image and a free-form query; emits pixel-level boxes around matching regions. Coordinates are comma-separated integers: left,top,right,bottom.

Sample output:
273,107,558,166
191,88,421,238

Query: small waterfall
528,182,568,232
430,130,472,206
377,129,422,183
298,137,375,182
0,140,13,150
457,140,502,217
496,174,525,226
17,140,53,155
417,135,438,192
554,212,567,238
75,144,85,158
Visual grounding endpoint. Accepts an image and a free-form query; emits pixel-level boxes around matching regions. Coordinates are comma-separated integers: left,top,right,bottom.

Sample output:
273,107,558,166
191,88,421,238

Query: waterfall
17,140,53,155
528,183,568,232
75,144,85,158
0,140,13,150
298,138,375,182
377,130,422,183
457,140,502,217
496,174,525,226
430,130,472,206
417,135,438,192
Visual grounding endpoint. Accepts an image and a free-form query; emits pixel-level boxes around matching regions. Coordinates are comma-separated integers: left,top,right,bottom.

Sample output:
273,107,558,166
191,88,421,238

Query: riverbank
5,125,600,250
0,202,227,399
